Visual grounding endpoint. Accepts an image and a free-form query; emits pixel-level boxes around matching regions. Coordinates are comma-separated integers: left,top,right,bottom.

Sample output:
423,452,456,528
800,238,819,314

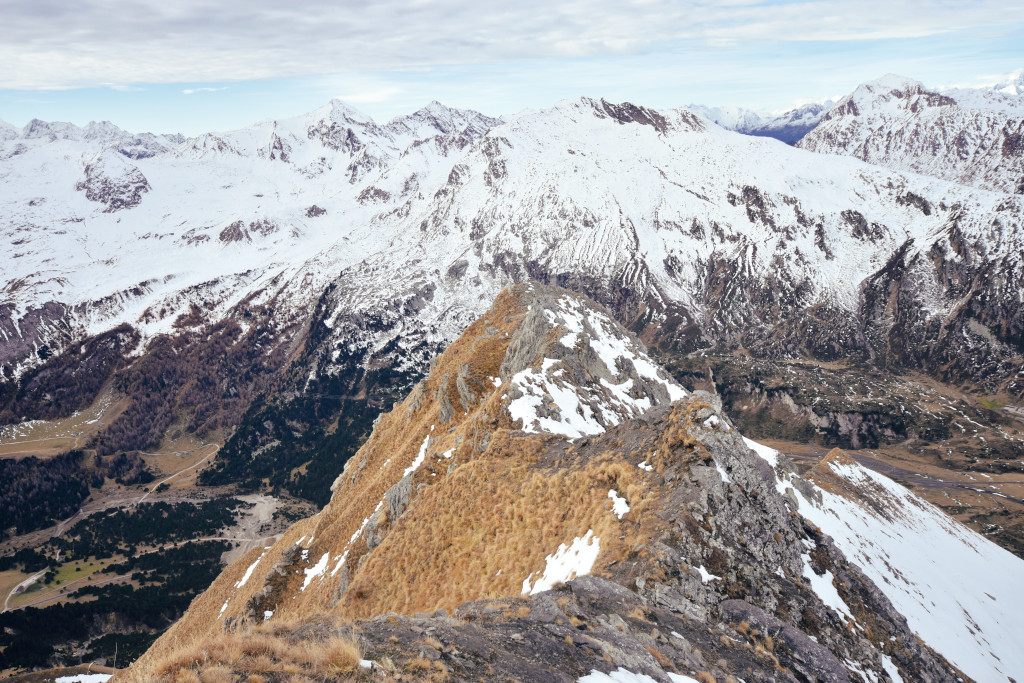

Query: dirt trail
2,570,45,613
135,445,218,505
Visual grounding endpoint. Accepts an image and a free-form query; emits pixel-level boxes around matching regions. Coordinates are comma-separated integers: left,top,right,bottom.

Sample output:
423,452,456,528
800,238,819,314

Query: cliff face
123,284,1018,682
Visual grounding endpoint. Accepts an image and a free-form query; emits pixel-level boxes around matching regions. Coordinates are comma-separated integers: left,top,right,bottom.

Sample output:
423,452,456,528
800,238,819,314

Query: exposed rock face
799,74,1024,194
75,150,151,211
122,284,998,683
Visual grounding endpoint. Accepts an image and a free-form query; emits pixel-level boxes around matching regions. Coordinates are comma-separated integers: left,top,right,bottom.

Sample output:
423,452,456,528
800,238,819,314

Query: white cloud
331,87,402,103
941,67,1024,90
0,0,1019,90
181,86,228,95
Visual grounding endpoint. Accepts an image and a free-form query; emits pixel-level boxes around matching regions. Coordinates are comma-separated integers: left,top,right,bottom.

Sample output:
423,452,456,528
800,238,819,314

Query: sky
1,0,1022,135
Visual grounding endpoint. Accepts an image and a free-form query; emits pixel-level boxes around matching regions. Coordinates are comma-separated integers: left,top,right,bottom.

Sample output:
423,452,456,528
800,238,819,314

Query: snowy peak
829,74,952,120
685,104,765,133
0,119,16,142
855,73,926,95
800,73,1024,193
385,100,502,141
311,98,377,127
991,68,1024,96
3,117,183,160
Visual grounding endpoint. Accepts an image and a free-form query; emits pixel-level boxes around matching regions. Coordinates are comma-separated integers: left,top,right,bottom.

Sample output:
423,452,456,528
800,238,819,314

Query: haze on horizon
1,0,1022,135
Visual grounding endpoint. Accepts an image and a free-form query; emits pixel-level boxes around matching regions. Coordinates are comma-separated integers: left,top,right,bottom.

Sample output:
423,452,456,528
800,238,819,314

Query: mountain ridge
121,284,1022,682
3,80,1022,501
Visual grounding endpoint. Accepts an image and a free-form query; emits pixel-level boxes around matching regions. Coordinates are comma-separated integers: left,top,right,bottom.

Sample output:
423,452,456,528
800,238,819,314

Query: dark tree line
0,325,139,425
198,345,412,505
0,450,159,539
91,314,289,456
53,497,248,561
0,540,230,670
0,451,96,538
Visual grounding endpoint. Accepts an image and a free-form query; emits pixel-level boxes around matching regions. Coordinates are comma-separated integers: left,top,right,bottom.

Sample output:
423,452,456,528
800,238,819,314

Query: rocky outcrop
75,150,150,211
122,285,967,682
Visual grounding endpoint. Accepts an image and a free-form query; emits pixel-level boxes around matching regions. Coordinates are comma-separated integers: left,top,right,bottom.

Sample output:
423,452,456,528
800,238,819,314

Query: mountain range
1,71,1023,679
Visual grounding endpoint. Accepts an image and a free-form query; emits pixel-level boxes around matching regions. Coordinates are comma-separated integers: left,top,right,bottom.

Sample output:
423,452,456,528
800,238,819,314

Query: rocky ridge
120,284,1024,683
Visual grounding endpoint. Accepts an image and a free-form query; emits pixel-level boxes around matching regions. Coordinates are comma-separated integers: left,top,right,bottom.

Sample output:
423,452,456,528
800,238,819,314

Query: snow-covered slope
2,92,1023,422
799,74,1024,194
750,442,1024,682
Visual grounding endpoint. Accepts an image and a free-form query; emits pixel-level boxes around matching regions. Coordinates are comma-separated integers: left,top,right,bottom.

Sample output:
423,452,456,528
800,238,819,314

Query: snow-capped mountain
798,73,1024,194
124,284,1022,682
684,104,765,134
686,101,833,143
988,69,1024,97
2,89,1023,470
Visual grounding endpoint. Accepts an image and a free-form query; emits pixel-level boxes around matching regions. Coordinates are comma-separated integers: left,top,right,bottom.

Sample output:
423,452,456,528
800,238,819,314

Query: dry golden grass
140,624,364,682
335,444,650,619
645,645,672,668
696,672,717,683
125,286,679,679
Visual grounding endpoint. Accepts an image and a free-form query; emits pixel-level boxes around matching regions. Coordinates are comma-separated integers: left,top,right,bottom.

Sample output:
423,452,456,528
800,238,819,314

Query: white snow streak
607,489,630,518
522,530,600,595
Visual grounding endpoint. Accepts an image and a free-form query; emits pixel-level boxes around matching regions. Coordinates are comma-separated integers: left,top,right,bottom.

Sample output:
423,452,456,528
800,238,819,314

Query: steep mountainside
2,89,1023,517
123,285,1023,682
798,74,1024,194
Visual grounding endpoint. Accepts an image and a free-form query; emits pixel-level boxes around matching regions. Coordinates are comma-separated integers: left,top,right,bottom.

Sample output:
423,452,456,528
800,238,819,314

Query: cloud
181,86,229,95
0,0,1020,90
331,86,402,103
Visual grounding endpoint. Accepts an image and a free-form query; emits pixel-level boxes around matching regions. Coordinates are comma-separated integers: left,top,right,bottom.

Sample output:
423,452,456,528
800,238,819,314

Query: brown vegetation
145,619,364,683
123,286,667,678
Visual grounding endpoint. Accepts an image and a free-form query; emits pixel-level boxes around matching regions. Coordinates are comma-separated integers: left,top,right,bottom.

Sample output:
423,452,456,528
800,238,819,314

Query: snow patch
607,489,630,518
300,552,330,591
881,654,903,683
235,551,267,589
402,434,431,478
522,530,600,595
801,554,855,624
696,565,720,583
